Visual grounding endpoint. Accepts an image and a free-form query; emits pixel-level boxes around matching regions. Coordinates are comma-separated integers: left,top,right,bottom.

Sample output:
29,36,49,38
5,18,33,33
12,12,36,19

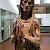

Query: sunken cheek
23,5,31,8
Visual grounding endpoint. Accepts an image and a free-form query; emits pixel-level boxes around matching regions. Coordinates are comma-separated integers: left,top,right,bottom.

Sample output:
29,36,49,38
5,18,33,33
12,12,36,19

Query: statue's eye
24,1,27,3
28,2,31,4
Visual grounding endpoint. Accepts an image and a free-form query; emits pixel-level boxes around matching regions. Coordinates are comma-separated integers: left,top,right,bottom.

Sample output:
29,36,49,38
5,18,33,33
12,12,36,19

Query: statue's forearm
25,35,40,46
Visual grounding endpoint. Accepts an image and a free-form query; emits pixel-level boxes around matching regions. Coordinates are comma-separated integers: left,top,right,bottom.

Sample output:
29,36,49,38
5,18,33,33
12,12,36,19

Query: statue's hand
22,33,28,39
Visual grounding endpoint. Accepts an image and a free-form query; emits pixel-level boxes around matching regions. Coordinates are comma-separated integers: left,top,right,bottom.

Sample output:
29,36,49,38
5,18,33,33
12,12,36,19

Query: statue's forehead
28,0,31,2
22,0,31,2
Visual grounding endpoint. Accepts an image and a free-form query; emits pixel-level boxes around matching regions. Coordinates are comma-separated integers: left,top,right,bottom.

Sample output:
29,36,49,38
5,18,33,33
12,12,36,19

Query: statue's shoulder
13,17,18,25
34,18,39,23
34,18,40,27
13,17,19,22
13,14,21,23
13,14,21,26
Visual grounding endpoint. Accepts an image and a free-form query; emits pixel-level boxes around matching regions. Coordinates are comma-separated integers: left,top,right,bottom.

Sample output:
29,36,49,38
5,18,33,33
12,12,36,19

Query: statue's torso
14,17,40,50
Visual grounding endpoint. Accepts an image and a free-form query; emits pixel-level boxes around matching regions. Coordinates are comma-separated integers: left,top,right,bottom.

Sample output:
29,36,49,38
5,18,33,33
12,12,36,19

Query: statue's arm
22,19,40,47
24,28,40,46
11,18,18,42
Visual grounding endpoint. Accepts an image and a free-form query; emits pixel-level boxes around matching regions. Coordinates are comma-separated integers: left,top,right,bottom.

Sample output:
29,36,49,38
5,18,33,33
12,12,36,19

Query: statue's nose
26,6,28,9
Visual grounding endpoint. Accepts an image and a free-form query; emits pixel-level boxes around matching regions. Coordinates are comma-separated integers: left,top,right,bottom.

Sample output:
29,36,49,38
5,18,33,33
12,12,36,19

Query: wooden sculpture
11,0,40,50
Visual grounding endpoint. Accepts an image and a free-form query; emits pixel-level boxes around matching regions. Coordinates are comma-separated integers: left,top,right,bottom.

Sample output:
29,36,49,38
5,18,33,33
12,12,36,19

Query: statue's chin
23,8,31,11
23,10,31,12
23,11,30,12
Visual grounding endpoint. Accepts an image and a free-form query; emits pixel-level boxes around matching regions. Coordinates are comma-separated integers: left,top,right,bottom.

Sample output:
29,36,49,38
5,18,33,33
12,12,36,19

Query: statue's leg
15,38,18,50
15,38,21,50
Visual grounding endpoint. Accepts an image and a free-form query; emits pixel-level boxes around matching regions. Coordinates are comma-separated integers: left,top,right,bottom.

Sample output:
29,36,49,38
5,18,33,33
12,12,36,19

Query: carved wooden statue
11,0,40,50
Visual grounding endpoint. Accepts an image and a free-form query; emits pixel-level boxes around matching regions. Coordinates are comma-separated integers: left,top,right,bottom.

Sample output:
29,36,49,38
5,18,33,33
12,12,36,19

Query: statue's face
21,0,33,11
